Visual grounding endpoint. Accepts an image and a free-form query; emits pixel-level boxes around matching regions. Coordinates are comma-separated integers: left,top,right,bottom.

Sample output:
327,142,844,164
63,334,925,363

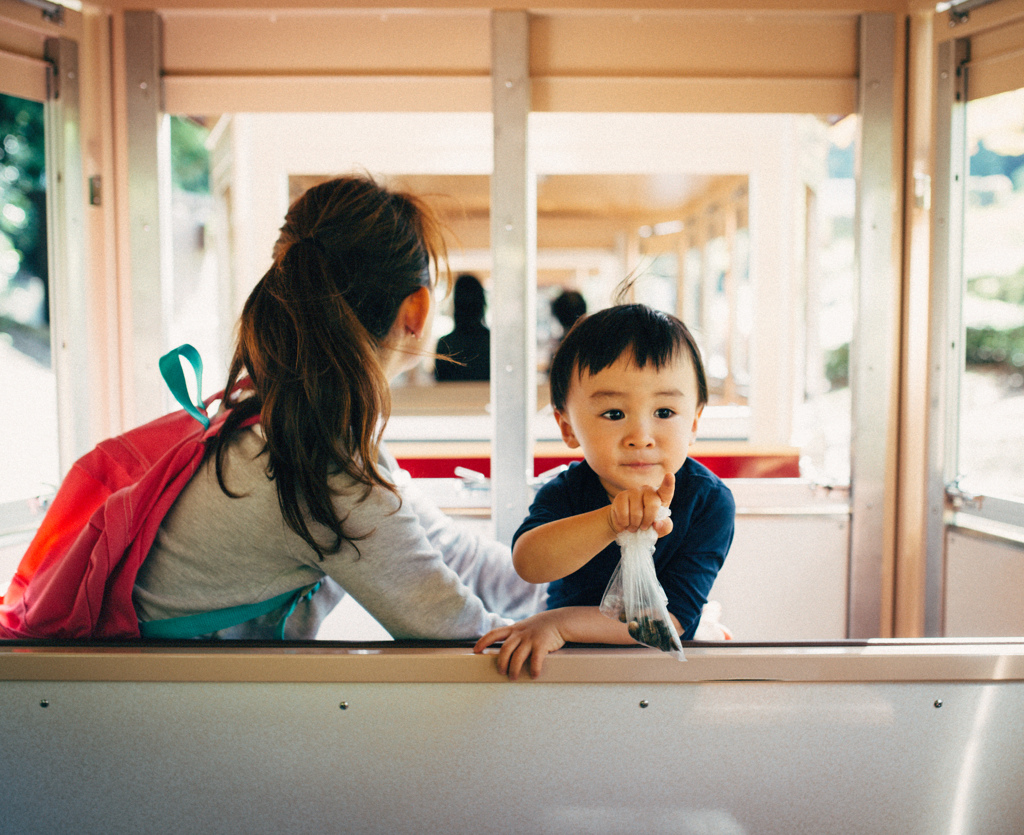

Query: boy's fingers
629,494,645,530
658,472,675,506
610,492,636,532
497,636,520,676
473,626,511,653
638,486,660,529
653,517,674,538
507,641,533,681
607,502,623,534
530,647,549,679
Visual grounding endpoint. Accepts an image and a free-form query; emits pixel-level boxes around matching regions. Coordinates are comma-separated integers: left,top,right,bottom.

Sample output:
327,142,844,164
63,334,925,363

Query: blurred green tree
170,116,210,194
0,94,47,326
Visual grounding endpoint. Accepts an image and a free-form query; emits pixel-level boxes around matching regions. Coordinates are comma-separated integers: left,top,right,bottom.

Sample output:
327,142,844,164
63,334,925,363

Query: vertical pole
123,11,169,425
848,13,898,638
723,204,737,404
675,233,688,323
44,37,89,470
925,38,969,636
490,11,536,545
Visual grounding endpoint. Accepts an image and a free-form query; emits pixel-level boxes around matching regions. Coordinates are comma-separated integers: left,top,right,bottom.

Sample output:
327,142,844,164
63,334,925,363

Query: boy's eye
601,409,625,420
655,408,676,419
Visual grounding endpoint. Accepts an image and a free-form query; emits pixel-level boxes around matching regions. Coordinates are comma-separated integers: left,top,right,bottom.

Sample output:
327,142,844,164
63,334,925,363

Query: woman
133,175,544,639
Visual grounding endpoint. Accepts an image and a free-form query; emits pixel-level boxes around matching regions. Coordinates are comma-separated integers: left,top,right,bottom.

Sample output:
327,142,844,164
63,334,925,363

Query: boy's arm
512,508,618,583
474,606,686,680
513,473,676,584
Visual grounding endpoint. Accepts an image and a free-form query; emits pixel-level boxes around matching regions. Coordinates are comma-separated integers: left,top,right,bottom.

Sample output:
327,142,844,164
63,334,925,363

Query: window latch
946,478,983,511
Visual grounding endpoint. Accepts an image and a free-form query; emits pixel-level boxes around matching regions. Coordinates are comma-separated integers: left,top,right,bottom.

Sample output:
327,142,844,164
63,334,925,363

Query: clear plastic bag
599,507,685,661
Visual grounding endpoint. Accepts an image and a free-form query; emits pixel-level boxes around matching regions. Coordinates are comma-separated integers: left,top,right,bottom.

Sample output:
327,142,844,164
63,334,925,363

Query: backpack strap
138,581,323,640
149,344,308,640
159,344,211,429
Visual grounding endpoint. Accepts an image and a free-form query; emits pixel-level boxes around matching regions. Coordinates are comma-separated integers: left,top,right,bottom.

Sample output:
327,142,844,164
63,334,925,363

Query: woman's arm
319,478,510,640
402,475,547,622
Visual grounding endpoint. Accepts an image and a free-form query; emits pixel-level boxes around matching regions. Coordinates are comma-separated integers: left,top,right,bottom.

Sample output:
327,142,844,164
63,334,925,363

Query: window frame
929,12,1024,635
0,4,86,542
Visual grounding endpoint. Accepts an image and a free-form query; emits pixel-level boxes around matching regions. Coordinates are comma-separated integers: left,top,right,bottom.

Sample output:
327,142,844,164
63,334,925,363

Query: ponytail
210,175,450,558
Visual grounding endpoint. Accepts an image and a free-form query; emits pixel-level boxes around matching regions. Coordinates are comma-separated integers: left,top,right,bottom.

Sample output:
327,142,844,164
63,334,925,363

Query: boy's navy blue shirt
513,457,735,639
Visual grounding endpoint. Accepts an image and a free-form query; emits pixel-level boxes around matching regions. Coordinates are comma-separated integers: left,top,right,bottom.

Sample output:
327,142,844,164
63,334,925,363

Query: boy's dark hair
549,304,708,412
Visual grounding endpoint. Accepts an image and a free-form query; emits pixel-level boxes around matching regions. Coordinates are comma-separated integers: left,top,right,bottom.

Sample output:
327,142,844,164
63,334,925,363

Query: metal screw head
934,699,943,708
639,700,649,709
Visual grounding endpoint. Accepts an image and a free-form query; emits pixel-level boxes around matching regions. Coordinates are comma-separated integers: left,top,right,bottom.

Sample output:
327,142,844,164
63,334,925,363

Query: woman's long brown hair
210,175,450,559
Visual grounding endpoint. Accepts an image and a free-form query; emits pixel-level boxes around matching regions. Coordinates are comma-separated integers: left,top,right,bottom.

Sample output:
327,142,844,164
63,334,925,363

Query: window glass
703,220,734,402
0,93,57,508
792,115,856,485
958,86,1024,502
166,113,856,476
168,116,225,394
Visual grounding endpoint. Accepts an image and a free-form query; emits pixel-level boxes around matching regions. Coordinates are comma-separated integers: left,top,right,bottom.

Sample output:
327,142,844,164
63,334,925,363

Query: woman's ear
397,286,432,338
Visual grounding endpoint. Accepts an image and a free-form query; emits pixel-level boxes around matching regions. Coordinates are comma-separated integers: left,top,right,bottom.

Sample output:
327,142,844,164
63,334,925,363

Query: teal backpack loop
138,581,324,640
159,344,211,429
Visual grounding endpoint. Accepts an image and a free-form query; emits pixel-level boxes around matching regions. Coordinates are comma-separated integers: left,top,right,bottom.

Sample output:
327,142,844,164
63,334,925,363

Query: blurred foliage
170,116,210,194
968,268,1024,306
825,342,849,390
0,94,46,284
966,326,1024,369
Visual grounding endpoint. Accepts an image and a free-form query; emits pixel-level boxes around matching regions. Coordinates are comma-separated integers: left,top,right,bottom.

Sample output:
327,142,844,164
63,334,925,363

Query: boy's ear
689,405,704,446
553,409,581,449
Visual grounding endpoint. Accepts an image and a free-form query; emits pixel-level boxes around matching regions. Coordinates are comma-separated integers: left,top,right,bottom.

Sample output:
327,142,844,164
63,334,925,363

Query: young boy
475,304,735,679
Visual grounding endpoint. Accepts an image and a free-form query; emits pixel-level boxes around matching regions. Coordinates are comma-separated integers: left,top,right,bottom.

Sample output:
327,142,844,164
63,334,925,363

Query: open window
0,4,84,589
145,8,891,643
0,7,901,643
932,5,1024,637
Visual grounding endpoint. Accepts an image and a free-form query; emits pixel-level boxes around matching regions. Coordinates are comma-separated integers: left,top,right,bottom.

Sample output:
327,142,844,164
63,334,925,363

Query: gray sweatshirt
133,427,545,639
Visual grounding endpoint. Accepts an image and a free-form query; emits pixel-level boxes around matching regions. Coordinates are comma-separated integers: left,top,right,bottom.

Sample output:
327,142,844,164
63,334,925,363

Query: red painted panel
394,453,800,480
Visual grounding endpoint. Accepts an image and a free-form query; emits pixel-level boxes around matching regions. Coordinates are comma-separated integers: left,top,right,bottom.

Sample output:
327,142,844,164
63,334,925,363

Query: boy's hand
473,609,569,680
608,472,674,536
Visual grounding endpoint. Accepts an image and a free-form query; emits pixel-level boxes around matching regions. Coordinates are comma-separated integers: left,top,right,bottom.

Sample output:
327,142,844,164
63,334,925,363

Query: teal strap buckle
159,343,210,429
139,581,323,640
277,580,323,639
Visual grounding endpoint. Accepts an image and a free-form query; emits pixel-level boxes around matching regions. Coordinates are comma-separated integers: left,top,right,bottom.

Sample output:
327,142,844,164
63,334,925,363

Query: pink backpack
0,346,247,639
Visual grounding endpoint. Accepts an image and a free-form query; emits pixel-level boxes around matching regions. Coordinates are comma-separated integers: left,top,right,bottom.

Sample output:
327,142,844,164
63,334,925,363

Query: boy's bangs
550,303,708,412
575,306,683,376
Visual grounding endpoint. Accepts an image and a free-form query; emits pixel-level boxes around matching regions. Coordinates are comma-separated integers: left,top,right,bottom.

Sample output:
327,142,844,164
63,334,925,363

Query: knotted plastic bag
599,507,685,661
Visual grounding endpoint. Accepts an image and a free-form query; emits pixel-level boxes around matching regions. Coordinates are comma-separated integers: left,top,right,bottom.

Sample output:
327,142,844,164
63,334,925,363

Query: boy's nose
625,423,655,447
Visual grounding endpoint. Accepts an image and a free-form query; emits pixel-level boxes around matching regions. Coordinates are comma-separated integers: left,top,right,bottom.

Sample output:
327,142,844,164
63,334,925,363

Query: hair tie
297,235,327,257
